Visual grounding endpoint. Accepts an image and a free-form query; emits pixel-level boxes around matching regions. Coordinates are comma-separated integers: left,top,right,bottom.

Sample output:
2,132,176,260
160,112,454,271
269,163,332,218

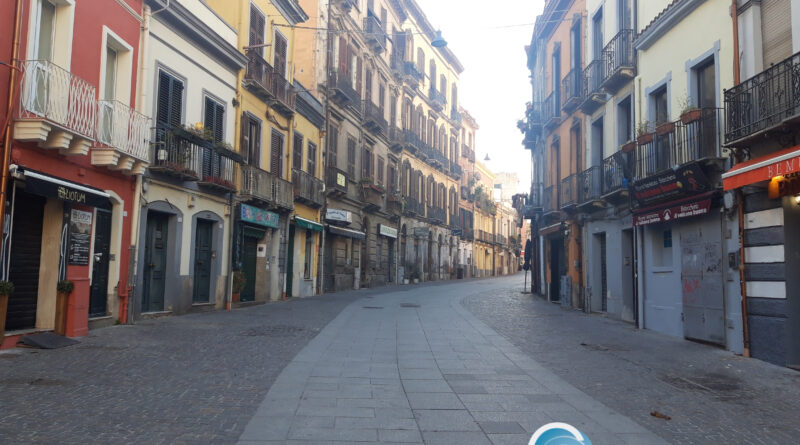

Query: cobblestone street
1,275,799,444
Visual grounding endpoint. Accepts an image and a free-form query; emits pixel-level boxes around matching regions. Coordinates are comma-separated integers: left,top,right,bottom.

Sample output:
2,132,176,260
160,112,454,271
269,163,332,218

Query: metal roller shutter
761,0,793,66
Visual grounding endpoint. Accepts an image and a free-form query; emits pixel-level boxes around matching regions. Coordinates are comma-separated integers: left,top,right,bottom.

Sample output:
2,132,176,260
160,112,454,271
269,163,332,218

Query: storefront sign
723,146,800,190
632,164,710,208
634,199,712,226
68,209,93,265
378,224,397,238
767,174,800,199
452,228,463,237
413,227,429,237
336,171,347,187
296,216,324,232
325,208,352,224
240,204,279,229
22,169,111,208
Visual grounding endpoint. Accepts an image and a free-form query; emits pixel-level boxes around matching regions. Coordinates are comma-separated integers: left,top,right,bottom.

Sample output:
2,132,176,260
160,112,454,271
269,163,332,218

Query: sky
418,0,545,193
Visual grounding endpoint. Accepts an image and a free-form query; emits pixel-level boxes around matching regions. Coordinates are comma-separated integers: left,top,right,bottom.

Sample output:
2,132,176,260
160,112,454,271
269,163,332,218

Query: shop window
652,228,673,267
304,230,313,279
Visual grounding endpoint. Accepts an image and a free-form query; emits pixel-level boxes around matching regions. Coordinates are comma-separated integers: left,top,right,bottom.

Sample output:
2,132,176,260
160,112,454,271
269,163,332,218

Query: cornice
272,0,309,26
634,0,705,51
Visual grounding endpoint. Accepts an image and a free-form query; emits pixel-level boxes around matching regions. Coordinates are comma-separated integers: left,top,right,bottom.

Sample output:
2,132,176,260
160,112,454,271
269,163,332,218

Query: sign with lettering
378,224,397,238
413,227,429,237
632,163,710,208
68,209,93,265
768,173,800,199
723,146,800,191
336,172,347,187
240,204,279,229
634,199,712,226
24,173,110,208
325,208,352,224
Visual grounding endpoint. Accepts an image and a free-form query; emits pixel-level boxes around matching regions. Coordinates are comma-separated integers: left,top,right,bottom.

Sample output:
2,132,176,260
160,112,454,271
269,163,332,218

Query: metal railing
363,15,386,52
429,148,450,170
635,108,722,179
427,206,447,223
561,68,582,109
329,70,360,105
151,124,205,180
543,185,557,213
530,182,542,208
404,62,424,82
450,162,463,177
495,234,507,246
583,59,604,98
450,108,462,124
245,50,295,110
404,196,424,216
577,166,602,204
363,101,388,134
429,87,447,109
325,166,348,194
560,174,577,208
292,168,325,208
602,152,628,195
725,51,800,144
241,164,294,210
543,92,559,126
96,100,151,161
18,60,97,140
403,129,426,154
602,29,635,85
462,144,475,161
198,150,239,192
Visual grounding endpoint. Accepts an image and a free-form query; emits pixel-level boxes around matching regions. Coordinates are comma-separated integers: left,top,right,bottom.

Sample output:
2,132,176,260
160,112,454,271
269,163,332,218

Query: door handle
94,253,103,262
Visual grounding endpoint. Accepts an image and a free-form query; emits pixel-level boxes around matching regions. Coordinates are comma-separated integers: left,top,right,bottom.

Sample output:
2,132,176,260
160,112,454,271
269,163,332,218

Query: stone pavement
238,277,667,445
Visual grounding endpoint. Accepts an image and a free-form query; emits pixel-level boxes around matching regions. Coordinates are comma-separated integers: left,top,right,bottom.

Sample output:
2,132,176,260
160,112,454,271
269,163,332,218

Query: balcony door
26,0,56,117
695,59,717,159
99,47,118,145
618,0,631,31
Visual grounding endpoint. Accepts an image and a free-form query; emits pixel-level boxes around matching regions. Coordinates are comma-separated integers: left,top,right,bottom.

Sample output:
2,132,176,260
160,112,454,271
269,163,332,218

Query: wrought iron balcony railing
96,100,151,162
561,68,582,111
363,14,387,53
151,124,205,180
462,144,475,161
427,206,447,224
602,151,629,196
404,62,424,83
725,51,800,145
495,234,507,246
450,162,463,177
244,50,295,114
18,59,97,140
543,92,560,127
601,29,635,92
543,185,557,213
363,101,388,135
560,174,577,208
580,59,606,113
450,108,462,124
328,70,360,106
429,148,450,170
389,126,404,152
403,129,426,154
404,196,425,216
577,165,602,204
292,168,325,208
241,164,294,210
429,87,447,111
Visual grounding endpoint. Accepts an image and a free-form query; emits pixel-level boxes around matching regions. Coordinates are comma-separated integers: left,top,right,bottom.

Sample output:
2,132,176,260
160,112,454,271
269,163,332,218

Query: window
592,8,603,60
273,31,288,79
652,87,668,124
377,156,384,185
429,61,437,90
552,47,561,105
388,164,397,193
347,137,356,177
270,130,284,176
307,142,317,175
241,113,261,167
695,59,715,108
156,70,183,127
652,227,673,267
304,231,313,279
618,0,631,30
365,69,373,103
249,5,266,57
204,97,225,143
328,125,338,167
376,237,383,270
378,82,386,112
591,117,603,167
617,96,632,145
570,20,581,71
440,75,447,100
417,48,424,74
35,0,56,61
103,47,117,102
362,147,373,179
293,132,304,171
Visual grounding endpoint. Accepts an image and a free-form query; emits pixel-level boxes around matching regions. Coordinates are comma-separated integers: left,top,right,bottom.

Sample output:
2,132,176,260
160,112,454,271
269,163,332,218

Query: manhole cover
362,306,384,309
400,303,420,308
240,325,307,337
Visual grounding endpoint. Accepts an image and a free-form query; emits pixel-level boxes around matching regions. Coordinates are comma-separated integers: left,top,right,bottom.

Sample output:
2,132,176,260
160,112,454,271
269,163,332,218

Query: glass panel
104,47,117,101
38,0,56,61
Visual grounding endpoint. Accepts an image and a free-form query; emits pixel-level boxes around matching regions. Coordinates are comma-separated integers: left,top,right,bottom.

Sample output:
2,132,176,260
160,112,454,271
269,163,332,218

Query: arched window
402,98,412,130
417,105,425,139
451,84,458,110
427,175,435,206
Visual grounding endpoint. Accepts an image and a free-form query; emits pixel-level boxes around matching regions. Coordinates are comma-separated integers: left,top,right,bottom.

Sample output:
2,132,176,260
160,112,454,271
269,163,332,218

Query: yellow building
206,0,312,302
473,161,495,277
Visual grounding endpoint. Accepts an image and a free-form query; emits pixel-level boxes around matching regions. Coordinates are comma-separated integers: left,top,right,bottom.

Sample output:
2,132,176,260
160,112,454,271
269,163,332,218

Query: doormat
18,332,80,349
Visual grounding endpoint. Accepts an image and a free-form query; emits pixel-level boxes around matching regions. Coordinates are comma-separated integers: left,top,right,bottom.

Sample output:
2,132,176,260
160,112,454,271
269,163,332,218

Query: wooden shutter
379,83,385,110
347,137,356,177
761,0,792,66
204,98,224,143
293,132,303,171
327,125,338,167
271,131,283,176
338,37,348,74
274,32,288,78
377,157,384,185
361,147,370,178
356,55,363,96
157,71,183,127
241,113,251,164
249,5,265,51
307,142,317,175
380,8,387,30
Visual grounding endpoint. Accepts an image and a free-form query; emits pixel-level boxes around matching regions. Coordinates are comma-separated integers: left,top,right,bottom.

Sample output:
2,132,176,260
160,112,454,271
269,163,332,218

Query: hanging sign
68,209,93,265
241,204,279,229
325,208,352,223
378,224,398,238
633,199,712,226
631,163,710,208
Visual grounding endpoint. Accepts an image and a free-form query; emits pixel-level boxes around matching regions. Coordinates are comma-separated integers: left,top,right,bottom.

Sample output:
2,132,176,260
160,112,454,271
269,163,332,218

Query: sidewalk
238,277,667,444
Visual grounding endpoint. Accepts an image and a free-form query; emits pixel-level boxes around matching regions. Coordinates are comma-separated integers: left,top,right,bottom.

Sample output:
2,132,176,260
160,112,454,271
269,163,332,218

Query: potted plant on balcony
0,280,14,338
231,271,246,303
201,175,236,191
656,119,675,136
55,280,74,335
636,121,654,144
620,140,636,153
678,94,702,124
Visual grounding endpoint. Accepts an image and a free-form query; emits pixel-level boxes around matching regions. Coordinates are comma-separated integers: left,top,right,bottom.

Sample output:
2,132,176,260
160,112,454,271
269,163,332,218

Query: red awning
722,145,800,190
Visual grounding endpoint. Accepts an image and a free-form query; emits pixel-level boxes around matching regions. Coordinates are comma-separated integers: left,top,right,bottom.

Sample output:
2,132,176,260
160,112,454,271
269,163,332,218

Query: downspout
0,0,25,282
228,0,247,310
317,0,332,296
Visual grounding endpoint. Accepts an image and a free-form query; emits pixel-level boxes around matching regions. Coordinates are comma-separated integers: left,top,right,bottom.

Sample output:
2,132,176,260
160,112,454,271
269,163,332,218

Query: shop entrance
549,237,563,302
142,212,168,313
6,191,45,331
192,219,213,303
286,224,296,297
89,209,112,317
240,235,259,302
681,226,725,345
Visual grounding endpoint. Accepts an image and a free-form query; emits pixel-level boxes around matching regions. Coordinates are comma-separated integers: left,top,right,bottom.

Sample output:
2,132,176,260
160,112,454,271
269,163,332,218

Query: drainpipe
317,0,332,296
0,0,24,283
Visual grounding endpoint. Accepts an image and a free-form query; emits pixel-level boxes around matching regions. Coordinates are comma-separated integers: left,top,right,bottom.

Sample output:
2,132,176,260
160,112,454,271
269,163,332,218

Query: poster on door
69,209,93,265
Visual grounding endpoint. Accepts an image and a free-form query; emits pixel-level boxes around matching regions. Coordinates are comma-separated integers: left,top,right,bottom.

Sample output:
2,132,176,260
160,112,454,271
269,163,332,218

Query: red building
0,0,148,346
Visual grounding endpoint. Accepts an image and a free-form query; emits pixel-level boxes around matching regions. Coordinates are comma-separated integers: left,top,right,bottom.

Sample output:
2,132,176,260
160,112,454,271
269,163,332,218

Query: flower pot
232,292,240,303
55,291,71,335
680,109,702,124
637,132,654,144
656,122,675,135
621,141,636,153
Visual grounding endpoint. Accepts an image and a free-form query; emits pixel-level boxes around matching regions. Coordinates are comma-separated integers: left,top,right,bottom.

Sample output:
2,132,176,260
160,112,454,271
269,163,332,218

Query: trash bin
457,267,464,279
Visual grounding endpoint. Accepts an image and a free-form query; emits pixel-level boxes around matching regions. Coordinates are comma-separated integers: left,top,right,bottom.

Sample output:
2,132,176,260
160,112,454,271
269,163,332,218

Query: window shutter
361,147,368,178
271,131,283,177
339,37,348,74
293,132,303,171
356,56,363,96
347,138,356,177
156,71,171,125
365,69,372,103
213,102,224,143
307,142,317,175
168,77,183,128
249,5,265,52
204,98,224,143
241,113,251,164
253,121,262,167
274,32,288,78
328,125,338,167
761,0,792,66
156,71,183,128
377,157,384,185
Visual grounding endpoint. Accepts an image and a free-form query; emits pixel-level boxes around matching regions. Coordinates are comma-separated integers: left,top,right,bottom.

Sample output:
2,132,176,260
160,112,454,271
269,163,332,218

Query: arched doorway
437,233,443,281
427,231,433,281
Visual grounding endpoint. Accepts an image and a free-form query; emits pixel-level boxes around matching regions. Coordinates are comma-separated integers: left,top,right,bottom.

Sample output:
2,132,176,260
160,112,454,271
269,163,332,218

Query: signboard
336,172,347,187
723,145,800,190
24,171,110,208
451,228,463,237
378,224,398,238
632,164,710,208
241,204,280,229
413,227,429,237
325,208,352,224
634,199,712,226
767,174,800,199
68,209,93,265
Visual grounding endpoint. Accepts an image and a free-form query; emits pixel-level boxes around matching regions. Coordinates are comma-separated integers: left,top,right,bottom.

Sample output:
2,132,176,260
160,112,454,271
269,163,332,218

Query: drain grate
362,306,384,309
400,303,420,308
240,325,307,337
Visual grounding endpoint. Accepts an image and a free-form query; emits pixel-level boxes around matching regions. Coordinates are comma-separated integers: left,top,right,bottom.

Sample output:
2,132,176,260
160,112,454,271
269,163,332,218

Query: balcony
363,101,388,135
333,0,355,12
449,162,463,178
151,124,205,180
387,193,403,214
561,68,582,111
15,60,97,156
450,108,462,125
389,127,404,153
495,234,507,246
403,62,424,88
243,50,295,116
462,227,475,241
560,174,577,209
328,70,361,109
240,164,294,211
363,14,387,54
403,129,426,155
93,100,151,174
543,185,557,214
601,29,636,93
462,144,475,161
579,59,606,114
427,206,447,224
292,168,325,208
724,51,800,146
428,148,450,171
360,180,384,212
543,92,560,129
529,182,543,210
404,196,425,217
197,148,241,193
577,165,603,207
522,102,542,149
429,87,447,111
635,108,723,180
601,151,630,203
325,166,348,197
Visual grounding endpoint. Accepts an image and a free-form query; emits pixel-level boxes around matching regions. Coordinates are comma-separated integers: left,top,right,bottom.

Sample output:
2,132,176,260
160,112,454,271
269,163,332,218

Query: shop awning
722,145,800,190
15,166,111,208
327,225,366,240
295,216,323,232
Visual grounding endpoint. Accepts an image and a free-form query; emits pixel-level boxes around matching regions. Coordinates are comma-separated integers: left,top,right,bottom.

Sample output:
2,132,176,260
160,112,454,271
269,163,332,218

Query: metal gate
681,232,725,345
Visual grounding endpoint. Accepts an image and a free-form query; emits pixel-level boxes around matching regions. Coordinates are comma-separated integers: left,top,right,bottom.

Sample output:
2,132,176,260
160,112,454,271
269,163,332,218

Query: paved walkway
238,278,667,444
